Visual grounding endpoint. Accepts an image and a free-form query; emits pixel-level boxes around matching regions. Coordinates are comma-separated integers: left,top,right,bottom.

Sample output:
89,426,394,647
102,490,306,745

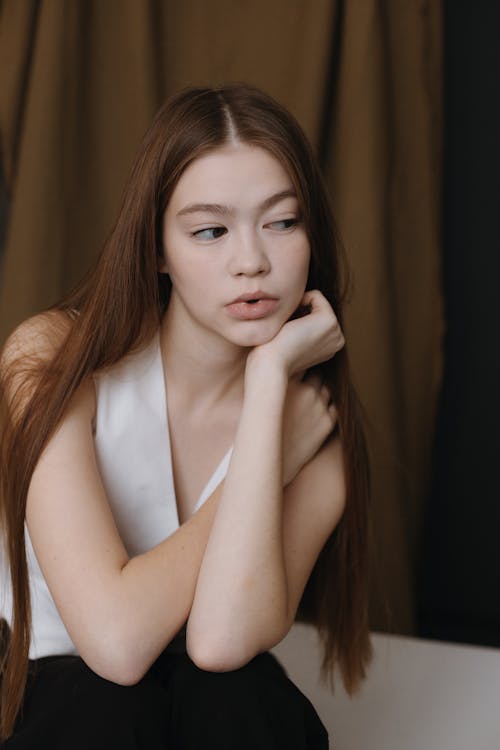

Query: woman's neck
159,311,247,413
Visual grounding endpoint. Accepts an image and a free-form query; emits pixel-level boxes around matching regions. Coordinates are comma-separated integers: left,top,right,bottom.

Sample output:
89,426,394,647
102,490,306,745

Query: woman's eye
192,226,227,240
268,218,298,231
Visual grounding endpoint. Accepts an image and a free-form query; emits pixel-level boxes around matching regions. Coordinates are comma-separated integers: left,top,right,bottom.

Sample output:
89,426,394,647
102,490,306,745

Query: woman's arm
186,291,346,669
5,313,334,685
1,315,221,684
26,375,336,683
25,376,223,684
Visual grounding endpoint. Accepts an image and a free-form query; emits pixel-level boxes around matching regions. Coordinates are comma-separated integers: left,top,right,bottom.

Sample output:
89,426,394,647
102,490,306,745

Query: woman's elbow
85,654,146,687
186,623,289,673
78,631,149,687
187,637,253,672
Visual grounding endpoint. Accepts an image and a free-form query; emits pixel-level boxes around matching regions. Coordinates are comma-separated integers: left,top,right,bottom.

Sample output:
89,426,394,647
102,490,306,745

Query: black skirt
2,648,329,749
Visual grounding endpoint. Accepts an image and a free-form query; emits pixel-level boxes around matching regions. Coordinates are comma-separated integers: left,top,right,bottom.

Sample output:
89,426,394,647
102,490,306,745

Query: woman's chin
229,321,282,349
221,304,302,349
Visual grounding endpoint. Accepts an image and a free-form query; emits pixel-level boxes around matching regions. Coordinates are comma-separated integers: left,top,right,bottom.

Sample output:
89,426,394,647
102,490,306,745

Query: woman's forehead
170,143,295,206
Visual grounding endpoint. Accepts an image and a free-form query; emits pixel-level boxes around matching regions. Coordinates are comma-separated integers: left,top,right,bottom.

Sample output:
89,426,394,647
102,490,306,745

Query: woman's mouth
225,296,279,320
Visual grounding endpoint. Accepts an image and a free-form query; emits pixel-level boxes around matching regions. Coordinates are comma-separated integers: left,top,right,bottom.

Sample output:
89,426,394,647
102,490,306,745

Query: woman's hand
245,290,344,484
189,297,343,667
247,290,345,378
282,375,338,485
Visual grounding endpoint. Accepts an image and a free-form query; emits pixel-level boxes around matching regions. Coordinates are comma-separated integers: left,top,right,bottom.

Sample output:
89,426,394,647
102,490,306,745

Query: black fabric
2,650,328,749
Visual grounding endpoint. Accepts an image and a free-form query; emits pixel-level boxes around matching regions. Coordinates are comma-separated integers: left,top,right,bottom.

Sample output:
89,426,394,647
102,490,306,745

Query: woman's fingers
297,375,338,430
282,377,338,485
248,290,345,379
299,290,346,355
300,288,332,312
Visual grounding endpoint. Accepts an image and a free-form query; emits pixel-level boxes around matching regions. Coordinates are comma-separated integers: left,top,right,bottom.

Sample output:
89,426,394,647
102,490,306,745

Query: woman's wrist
244,348,289,399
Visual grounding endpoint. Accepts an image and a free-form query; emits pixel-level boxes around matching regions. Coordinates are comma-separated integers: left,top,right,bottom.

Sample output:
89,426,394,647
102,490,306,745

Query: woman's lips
225,298,279,320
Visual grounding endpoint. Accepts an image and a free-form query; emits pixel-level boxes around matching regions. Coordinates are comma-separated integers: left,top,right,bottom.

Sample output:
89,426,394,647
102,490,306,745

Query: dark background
417,0,500,647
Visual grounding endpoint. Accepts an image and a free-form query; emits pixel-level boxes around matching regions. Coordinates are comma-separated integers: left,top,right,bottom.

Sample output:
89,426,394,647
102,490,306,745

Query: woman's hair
0,83,371,738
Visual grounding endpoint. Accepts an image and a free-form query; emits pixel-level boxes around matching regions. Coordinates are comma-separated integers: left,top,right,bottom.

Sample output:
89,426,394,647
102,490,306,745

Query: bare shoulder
286,435,346,520
280,435,346,629
0,310,75,420
1,310,72,369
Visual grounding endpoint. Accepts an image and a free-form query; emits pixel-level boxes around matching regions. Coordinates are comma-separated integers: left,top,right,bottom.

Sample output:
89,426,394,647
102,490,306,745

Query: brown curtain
0,0,443,634
324,2,443,631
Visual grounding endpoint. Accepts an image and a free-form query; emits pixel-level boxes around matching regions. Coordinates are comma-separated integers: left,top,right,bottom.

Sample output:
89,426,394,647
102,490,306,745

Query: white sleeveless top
0,333,232,659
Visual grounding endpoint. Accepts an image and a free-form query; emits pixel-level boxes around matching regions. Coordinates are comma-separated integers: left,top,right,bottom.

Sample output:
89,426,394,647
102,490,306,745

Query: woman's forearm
186,362,290,670
76,487,221,684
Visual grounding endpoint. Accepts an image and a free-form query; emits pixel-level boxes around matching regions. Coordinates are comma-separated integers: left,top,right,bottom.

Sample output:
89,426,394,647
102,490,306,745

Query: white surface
272,625,500,750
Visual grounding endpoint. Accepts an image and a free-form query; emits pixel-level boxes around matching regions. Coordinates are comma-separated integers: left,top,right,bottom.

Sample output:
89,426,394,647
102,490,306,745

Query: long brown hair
0,83,371,739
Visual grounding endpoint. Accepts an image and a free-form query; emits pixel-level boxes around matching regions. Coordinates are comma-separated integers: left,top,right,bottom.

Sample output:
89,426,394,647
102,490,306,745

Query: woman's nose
228,233,271,277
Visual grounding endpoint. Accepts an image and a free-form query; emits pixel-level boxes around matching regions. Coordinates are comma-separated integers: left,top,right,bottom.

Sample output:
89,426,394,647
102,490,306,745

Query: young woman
0,84,371,747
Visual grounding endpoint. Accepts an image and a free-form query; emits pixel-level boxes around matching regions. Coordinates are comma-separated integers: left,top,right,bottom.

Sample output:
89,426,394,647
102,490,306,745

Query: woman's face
160,142,310,349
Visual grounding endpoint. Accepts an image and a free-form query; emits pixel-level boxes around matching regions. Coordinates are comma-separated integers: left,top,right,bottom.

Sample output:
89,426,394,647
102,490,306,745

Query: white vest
0,333,231,659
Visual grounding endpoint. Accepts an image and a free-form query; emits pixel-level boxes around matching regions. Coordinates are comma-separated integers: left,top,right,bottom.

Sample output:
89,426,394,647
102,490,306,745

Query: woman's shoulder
1,310,73,368
0,309,78,421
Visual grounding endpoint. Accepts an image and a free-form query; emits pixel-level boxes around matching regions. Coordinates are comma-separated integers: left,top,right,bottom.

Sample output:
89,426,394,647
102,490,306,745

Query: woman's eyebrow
176,188,297,218
259,188,297,211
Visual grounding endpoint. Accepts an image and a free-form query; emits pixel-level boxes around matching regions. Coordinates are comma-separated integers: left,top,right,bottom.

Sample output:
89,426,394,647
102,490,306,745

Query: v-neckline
152,332,233,525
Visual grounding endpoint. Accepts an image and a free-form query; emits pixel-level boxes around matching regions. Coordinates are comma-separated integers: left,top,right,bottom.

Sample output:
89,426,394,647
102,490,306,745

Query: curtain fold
0,0,443,635
324,0,443,630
